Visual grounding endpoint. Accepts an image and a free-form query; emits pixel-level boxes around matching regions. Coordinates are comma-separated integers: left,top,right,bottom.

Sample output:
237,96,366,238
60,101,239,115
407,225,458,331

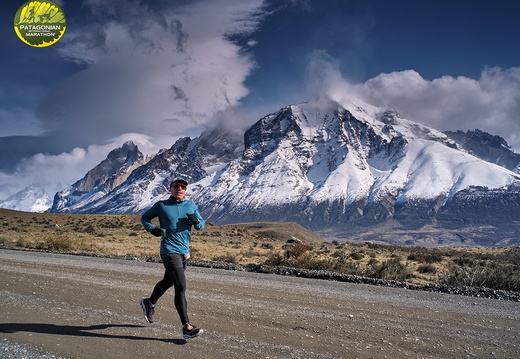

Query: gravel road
1,248,518,359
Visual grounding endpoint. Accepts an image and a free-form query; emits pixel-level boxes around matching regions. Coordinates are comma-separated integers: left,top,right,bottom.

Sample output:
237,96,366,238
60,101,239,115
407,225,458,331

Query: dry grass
1,209,518,291
0,209,322,261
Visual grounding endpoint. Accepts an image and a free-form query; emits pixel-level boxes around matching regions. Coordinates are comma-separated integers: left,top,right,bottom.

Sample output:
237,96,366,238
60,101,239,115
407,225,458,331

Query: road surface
1,249,519,358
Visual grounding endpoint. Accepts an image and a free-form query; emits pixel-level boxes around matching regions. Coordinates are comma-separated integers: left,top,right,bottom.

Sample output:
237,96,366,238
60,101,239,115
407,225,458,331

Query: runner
139,179,205,339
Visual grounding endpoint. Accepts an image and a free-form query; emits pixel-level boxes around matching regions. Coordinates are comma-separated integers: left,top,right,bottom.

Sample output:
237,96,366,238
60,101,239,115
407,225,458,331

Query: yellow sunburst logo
14,1,67,47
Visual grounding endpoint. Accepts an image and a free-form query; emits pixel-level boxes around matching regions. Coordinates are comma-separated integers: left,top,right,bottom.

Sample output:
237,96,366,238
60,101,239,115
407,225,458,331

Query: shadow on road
0,323,187,345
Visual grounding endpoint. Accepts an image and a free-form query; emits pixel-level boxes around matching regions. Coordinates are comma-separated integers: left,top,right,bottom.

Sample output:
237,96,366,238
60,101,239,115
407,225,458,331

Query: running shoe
139,297,155,323
182,323,203,339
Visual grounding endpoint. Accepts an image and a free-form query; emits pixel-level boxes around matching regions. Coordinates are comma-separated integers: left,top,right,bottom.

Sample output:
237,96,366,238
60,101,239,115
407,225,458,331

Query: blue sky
1,0,520,199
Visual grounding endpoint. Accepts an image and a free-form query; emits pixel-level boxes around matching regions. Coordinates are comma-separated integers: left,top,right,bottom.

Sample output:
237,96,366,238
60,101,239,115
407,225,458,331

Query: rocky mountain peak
444,129,520,172
45,100,520,246
50,141,147,212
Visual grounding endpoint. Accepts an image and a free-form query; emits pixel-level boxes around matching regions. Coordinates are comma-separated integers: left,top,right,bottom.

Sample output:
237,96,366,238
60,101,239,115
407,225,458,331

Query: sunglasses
172,184,187,190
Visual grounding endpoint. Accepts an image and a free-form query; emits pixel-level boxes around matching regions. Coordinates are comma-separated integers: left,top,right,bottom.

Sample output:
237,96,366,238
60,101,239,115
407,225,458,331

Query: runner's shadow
0,323,187,345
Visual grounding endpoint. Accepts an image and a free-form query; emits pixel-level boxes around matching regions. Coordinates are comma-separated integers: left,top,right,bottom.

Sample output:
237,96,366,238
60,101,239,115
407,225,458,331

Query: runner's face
170,183,187,199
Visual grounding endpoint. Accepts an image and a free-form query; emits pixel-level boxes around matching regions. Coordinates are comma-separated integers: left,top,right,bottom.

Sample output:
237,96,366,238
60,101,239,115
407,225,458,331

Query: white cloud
0,147,90,200
304,51,520,152
1,0,266,200
37,0,264,147
0,133,160,200
355,67,520,151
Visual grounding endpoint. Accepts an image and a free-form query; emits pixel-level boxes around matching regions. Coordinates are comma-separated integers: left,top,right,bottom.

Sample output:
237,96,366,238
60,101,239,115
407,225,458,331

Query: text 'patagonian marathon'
18,24,62,31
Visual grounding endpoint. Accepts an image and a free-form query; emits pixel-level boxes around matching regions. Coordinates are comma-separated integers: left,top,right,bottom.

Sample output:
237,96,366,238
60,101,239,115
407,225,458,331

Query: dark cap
171,179,188,187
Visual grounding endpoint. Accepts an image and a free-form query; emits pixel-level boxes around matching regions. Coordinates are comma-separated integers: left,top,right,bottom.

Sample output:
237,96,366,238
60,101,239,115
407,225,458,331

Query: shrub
213,253,238,264
453,256,474,266
261,242,274,249
408,252,443,263
365,258,413,282
241,249,261,258
36,234,75,252
417,264,437,274
439,259,520,291
284,243,310,260
350,251,364,260
265,245,327,271
265,251,284,266
190,247,199,258
331,256,363,275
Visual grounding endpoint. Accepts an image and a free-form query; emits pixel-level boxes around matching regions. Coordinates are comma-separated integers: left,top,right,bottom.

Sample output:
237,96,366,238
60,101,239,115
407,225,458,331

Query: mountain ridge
190,100,519,234
3,99,520,246
444,129,520,173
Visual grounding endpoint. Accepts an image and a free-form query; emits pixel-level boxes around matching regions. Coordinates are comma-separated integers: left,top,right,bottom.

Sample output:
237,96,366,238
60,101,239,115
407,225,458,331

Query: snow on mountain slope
383,139,515,203
189,99,520,229
47,98,520,242
0,185,52,212
52,126,244,214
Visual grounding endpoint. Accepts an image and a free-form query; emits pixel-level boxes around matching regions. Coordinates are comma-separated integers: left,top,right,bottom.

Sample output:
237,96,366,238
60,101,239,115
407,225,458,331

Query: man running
139,179,205,339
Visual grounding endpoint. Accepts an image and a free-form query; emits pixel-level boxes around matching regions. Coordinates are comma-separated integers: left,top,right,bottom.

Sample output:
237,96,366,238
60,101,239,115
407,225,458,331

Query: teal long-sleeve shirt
140,197,204,255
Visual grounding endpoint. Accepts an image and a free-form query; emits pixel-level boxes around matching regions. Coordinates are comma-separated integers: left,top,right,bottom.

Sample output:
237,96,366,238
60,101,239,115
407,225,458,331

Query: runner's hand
187,213,200,224
151,227,163,237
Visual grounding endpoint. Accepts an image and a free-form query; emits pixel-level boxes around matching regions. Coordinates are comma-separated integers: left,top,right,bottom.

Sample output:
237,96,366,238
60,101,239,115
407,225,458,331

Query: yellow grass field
1,208,518,291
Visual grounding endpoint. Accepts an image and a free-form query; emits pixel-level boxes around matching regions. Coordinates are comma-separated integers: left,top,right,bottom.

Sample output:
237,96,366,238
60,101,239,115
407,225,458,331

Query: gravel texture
1,338,66,359
1,248,519,359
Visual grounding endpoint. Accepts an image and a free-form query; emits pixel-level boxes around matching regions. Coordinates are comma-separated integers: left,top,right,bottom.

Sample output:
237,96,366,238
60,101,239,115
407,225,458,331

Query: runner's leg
160,253,189,325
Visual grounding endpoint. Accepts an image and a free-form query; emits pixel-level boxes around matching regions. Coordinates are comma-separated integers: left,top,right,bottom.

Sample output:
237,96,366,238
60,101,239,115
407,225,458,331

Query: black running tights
150,253,189,325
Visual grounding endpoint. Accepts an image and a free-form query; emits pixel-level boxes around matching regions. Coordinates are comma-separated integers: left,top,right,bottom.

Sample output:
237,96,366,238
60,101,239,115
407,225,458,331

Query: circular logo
14,1,67,47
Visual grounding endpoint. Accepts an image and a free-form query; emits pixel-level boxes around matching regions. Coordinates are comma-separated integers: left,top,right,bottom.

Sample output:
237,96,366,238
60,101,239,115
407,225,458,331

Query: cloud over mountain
304,51,520,152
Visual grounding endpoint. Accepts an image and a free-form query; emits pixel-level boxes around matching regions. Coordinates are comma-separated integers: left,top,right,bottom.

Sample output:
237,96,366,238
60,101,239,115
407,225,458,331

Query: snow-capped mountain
51,126,243,214
48,99,520,245
0,185,52,212
51,141,148,212
191,100,519,230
